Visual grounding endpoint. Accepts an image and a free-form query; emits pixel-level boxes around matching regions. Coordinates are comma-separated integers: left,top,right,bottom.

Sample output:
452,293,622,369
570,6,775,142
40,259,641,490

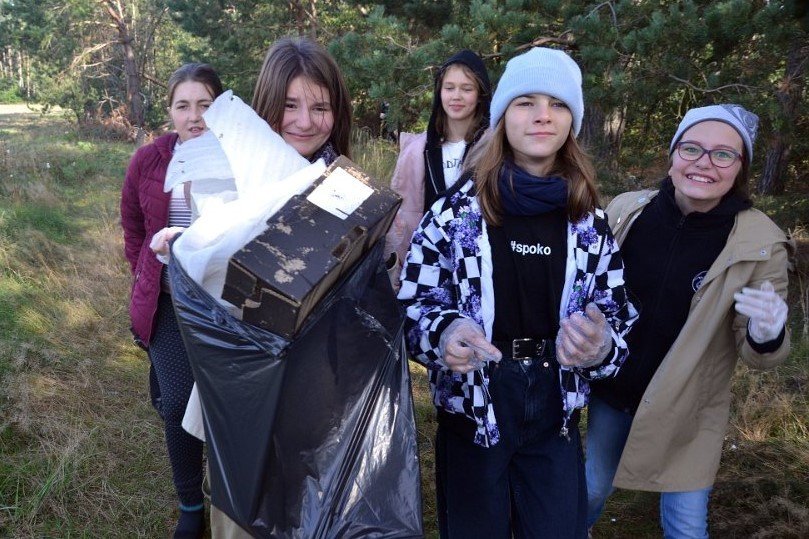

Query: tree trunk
309,0,317,40
24,51,31,99
122,36,144,129
22,53,32,101
581,105,606,159
289,0,319,38
102,0,145,134
757,39,807,194
16,48,23,90
760,136,788,195
581,104,623,171
289,1,306,36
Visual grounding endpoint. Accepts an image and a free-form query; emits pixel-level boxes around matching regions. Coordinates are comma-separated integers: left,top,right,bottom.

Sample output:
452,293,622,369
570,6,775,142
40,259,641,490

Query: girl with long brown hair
398,47,637,537
385,50,491,283
251,36,351,162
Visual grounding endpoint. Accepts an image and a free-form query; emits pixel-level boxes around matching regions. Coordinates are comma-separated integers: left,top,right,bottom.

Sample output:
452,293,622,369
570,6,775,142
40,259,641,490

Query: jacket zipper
425,151,441,205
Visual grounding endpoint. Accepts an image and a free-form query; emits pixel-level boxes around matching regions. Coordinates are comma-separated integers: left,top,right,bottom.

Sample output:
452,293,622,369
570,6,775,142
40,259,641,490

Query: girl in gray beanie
398,46,637,538
586,103,791,537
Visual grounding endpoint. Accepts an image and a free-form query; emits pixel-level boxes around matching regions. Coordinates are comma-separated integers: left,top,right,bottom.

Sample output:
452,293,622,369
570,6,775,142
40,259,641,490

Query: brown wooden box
222,156,401,338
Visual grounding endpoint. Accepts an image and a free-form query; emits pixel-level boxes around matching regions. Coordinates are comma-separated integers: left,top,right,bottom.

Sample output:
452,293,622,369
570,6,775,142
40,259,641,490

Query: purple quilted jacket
120,132,178,347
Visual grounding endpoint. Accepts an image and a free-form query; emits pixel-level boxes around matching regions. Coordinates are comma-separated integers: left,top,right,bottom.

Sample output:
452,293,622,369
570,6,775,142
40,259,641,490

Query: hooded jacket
423,50,492,210
385,51,492,272
120,132,178,347
593,179,751,413
605,189,792,492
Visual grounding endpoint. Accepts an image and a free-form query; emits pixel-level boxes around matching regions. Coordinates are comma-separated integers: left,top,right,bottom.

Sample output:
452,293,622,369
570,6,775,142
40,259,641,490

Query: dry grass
0,110,806,538
789,226,809,339
0,109,175,537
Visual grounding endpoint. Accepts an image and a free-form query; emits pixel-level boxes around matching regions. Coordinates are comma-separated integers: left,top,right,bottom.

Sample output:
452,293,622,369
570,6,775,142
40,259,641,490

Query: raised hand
734,280,788,343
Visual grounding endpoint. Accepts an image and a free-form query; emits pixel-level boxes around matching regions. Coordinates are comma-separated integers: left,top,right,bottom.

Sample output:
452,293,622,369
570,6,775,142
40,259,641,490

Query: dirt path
0,103,62,115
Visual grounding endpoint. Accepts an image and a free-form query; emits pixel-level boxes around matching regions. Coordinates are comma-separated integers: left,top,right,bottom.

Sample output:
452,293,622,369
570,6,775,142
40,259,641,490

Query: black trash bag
168,241,423,538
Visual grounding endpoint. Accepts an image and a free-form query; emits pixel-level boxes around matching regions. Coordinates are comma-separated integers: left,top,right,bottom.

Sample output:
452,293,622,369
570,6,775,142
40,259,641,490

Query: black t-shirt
488,209,568,341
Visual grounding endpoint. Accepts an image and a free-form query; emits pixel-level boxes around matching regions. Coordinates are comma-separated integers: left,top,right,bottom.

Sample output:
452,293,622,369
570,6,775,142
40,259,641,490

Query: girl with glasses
585,104,792,537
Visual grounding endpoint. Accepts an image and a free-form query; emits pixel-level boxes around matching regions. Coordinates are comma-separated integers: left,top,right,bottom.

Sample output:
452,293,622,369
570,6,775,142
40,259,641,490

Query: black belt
493,338,554,361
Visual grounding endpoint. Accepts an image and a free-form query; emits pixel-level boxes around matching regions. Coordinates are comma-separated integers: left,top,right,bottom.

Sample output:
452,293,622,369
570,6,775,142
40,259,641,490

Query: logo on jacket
692,270,707,292
511,240,551,256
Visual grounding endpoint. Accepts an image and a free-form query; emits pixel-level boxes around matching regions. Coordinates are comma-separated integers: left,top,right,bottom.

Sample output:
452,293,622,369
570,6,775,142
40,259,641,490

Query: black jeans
435,358,587,538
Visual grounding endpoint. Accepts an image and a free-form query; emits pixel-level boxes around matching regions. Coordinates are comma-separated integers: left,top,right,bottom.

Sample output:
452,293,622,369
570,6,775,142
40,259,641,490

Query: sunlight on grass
29,374,62,399
0,277,33,337
64,300,101,323
108,343,151,370
351,128,398,187
0,111,179,535
0,276,26,296
17,308,51,337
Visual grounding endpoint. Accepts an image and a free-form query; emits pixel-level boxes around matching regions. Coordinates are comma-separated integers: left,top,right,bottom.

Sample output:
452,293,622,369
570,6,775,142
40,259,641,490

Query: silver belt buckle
512,338,534,360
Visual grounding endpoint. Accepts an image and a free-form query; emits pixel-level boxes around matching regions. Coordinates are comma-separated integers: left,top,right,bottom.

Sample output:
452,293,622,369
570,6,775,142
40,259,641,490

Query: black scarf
498,160,568,216
311,141,339,166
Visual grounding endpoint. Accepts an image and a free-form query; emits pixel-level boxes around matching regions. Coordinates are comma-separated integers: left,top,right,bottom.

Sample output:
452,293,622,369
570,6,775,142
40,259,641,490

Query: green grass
0,83,24,104
0,108,806,537
0,108,174,537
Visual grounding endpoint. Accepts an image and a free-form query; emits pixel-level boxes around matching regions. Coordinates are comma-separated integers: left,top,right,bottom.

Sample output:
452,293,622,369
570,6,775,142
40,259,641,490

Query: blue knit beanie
669,104,759,165
489,47,584,136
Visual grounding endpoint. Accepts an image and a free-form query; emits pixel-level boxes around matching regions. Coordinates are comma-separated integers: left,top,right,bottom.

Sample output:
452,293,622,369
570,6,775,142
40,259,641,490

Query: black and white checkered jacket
398,178,638,447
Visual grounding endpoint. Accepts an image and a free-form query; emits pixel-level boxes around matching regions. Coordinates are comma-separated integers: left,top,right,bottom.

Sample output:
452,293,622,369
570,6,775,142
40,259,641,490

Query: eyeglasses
675,142,741,168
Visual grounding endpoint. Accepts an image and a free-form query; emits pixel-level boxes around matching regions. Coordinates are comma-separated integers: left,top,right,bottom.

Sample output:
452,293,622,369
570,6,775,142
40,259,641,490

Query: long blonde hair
470,119,599,226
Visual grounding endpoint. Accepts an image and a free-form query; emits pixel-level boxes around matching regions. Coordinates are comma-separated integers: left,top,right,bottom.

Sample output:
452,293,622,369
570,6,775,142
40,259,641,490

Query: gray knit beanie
489,47,584,136
669,104,759,165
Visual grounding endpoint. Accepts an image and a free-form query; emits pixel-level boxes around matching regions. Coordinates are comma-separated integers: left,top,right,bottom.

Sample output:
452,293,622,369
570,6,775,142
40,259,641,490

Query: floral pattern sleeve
573,210,639,381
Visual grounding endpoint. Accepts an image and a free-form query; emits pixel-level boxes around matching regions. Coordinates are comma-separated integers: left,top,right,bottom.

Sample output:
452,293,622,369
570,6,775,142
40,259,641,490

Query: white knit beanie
489,47,584,136
669,104,759,164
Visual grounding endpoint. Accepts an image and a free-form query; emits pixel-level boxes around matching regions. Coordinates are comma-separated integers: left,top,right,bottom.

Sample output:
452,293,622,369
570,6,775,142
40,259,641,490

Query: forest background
0,0,807,537
3,0,808,194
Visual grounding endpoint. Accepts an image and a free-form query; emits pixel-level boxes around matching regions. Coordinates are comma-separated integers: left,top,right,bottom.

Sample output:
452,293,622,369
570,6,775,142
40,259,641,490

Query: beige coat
606,190,792,492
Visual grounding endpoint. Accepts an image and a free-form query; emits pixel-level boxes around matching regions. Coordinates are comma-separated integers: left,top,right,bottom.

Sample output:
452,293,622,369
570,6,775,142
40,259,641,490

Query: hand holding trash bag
734,280,788,343
149,226,186,264
438,318,502,373
556,302,612,368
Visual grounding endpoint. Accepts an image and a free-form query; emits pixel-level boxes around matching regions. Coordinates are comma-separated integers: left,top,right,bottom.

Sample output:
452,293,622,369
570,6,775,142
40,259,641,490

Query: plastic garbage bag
170,160,324,310
165,91,327,307
168,241,423,538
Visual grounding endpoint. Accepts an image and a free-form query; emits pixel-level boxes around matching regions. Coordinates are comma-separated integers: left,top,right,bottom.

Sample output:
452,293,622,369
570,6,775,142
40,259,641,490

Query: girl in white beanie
586,104,791,537
398,46,637,537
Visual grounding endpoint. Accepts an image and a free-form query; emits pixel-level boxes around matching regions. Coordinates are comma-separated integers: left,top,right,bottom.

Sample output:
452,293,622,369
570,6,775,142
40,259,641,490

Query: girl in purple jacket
120,63,223,539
